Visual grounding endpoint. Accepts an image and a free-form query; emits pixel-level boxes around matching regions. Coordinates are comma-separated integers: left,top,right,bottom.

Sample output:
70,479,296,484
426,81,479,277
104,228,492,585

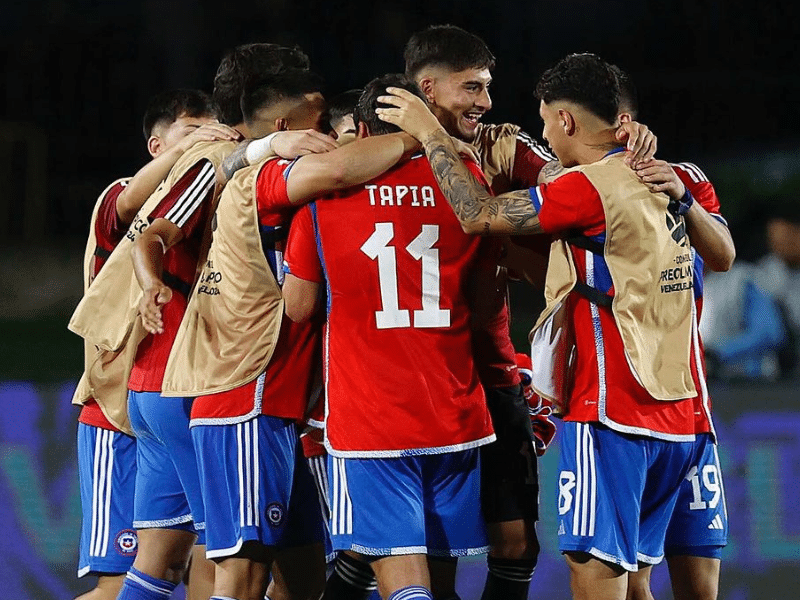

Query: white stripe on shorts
573,423,597,538
237,420,260,528
90,429,115,557
331,457,353,536
308,454,331,520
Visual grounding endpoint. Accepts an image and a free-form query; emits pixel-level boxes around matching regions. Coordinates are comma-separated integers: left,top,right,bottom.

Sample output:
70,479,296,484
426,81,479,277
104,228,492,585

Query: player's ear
357,121,370,139
275,118,288,132
147,135,162,158
559,109,576,136
618,112,633,124
418,76,436,103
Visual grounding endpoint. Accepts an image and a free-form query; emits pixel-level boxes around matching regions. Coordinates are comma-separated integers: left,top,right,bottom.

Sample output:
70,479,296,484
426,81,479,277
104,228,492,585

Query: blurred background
1,0,799,598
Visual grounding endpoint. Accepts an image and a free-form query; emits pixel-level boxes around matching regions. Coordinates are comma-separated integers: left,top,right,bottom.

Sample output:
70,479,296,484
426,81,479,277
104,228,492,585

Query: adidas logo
558,520,566,535
708,515,724,530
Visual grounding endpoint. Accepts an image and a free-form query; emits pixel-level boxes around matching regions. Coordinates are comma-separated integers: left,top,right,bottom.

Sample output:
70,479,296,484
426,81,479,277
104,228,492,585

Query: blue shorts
328,449,488,557
77,423,138,577
127,391,205,543
557,422,704,571
664,436,728,558
191,415,324,559
307,453,335,563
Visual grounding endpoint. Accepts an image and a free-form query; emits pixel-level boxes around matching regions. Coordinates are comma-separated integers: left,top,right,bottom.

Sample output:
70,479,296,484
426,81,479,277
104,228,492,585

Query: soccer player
378,52,720,600
74,89,236,600
281,73,496,600
109,43,320,600
402,25,657,600
627,160,733,600
619,69,734,600
165,56,332,600
297,84,382,600
155,62,445,600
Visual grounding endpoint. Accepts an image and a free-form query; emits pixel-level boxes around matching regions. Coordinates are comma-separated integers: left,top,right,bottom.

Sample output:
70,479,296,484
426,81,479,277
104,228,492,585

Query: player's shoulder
102,176,131,195
173,139,237,176
94,177,131,210
475,122,520,141
670,161,710,184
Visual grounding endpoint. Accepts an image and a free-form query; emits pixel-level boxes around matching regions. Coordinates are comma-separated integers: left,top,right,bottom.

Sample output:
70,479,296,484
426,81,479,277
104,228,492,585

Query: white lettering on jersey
361,222,450,329
365,184,436,207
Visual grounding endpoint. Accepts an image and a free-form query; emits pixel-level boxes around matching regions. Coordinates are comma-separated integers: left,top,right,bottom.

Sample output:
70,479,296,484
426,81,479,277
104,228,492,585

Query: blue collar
605,146,626,158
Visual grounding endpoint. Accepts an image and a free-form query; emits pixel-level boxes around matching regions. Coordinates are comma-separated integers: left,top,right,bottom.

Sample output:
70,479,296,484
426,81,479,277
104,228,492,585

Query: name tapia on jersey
365,183,437,208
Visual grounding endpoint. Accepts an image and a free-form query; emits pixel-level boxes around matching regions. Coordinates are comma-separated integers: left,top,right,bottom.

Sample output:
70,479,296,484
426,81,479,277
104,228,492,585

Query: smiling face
419,66,492,142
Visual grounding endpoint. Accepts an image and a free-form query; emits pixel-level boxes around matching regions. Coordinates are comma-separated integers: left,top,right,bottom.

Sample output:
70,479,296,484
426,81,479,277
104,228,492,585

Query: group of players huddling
70,24,734,600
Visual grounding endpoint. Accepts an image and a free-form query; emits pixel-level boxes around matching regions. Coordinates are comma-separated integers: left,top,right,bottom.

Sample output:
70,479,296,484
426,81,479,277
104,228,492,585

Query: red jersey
190,158,323,423
128,160,216,392
475,128,555,387
283,154,495,457
507,129,557,189
672,161,726,438
79,179,131,431
532,159,712,440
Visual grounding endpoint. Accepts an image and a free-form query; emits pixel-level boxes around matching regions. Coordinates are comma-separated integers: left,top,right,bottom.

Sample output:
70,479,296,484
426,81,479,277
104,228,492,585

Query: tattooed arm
377,87,542,236
424,129,543,235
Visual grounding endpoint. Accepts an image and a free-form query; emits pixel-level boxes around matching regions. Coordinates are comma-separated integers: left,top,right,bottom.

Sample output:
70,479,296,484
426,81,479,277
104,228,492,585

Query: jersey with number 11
285,154,495,457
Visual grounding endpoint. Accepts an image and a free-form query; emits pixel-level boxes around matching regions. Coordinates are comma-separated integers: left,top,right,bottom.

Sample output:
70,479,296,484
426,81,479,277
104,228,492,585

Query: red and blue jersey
128,160,216,392
529,158,724,440
283,155,495,457
190,158,323,423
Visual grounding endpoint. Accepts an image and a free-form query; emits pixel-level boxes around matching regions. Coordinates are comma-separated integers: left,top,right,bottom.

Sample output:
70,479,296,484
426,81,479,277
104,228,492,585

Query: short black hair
328,89,363,127
213,43,312,126
353,74,427,136
240,68,325,126
611,64,638,118
404,24,495,80
534,53,622,125
142,89,217,140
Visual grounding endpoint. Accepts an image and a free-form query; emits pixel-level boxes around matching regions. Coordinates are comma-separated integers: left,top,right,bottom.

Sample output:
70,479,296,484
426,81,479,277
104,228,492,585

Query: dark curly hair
142,89,217,140
404,25,495,79
534,53,623,125
213,43,312,125
353,74,427,136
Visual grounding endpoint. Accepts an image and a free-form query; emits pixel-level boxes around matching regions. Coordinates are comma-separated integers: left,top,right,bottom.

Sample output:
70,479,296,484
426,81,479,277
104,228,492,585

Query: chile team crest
266,502,285,527
114,529,138,556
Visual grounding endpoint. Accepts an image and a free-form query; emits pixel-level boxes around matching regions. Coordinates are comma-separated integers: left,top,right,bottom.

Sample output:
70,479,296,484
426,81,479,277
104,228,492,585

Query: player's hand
178,123,242,152
452,138,481,165
616,121,657,166
272,129,339,159
139,283,172,335
375,87,446,142
634,159,686,199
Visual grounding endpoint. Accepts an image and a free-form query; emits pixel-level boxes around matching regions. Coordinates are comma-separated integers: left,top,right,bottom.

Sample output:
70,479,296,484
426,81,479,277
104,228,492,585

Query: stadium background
1,1,798,598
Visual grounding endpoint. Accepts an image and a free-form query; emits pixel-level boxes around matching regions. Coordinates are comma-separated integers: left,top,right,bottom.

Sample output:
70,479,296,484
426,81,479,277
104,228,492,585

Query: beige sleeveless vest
161,159,285,397
71,178,135,433
531,152,696,402
68,140,235,420
473,123,519,193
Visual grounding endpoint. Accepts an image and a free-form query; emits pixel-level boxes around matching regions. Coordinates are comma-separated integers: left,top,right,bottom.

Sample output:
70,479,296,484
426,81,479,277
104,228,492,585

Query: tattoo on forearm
423,130,542,234
220,142,251,181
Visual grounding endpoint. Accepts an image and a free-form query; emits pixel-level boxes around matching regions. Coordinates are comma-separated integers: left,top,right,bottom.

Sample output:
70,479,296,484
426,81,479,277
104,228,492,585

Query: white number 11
360,222,450,329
